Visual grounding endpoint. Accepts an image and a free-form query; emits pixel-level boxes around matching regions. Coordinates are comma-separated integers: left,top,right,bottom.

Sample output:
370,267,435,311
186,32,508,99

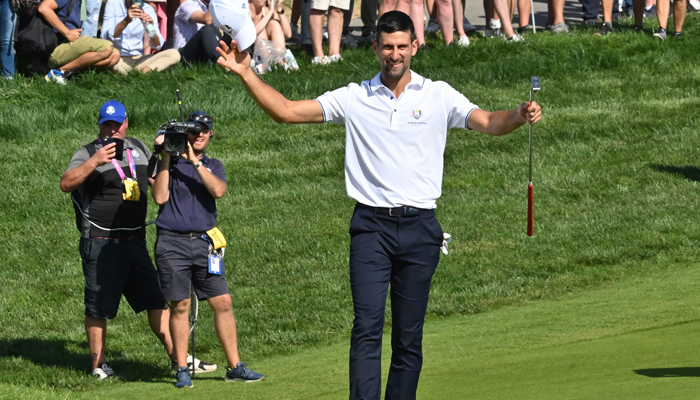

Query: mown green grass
0,14,699,395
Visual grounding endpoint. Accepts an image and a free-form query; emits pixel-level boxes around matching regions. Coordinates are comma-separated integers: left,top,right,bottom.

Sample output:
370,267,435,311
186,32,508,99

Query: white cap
210,0,257,51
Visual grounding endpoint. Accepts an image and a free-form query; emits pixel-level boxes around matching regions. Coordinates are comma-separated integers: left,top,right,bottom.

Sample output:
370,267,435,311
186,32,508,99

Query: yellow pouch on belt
123,179,140,201
206,227,226,250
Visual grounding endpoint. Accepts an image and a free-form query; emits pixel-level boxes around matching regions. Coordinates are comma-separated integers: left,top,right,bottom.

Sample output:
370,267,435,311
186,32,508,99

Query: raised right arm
216,41,323,124
60,144,116,193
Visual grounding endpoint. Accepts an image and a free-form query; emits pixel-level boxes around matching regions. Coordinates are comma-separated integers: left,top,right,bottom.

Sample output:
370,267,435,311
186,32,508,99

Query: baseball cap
98,100,127,124
187,111,213,131
210,0,257,51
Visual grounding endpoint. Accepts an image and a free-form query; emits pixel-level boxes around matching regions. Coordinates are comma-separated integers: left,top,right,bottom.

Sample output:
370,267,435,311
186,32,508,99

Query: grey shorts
154,232,229,302
80,238,168,319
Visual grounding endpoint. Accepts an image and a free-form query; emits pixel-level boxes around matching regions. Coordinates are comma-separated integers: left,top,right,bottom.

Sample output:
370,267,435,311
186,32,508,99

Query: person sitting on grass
173,0,234,64
38,0,120,84
249,0,291,49
101,0,180,74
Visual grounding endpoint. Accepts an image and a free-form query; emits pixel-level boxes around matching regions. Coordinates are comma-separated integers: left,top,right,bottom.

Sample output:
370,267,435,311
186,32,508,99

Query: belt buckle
388,206,404,217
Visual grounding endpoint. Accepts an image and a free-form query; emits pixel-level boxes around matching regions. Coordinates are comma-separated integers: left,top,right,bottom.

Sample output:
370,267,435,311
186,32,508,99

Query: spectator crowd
0,0,698,82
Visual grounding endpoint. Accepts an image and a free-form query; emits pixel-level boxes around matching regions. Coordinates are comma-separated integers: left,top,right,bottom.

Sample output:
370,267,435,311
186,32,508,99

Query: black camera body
156,120,202,155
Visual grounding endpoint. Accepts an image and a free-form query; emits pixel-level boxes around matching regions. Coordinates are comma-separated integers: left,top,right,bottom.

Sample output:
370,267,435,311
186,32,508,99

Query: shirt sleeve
176,0,197,23
100,0,121,41
66,147,90,172
143,4,164,50
315,85,351,125
210,159,226,183
443,83,480,131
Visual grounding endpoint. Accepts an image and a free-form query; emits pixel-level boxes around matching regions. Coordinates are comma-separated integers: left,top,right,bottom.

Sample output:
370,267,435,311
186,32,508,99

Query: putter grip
527,184,533,236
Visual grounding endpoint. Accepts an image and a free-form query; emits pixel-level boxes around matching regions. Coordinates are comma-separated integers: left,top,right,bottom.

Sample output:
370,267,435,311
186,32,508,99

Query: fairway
1,13,700,400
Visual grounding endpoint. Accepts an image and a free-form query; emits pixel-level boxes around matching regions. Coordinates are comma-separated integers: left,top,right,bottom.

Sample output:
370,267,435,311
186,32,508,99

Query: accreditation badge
123,178,140,201
208,254,222,275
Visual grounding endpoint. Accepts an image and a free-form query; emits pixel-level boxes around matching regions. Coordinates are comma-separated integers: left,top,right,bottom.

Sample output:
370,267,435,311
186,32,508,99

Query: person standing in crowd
0,0,15,78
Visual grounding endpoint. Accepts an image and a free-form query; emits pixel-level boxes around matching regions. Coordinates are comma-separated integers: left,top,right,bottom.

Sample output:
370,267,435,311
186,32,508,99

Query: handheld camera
157,120,202,155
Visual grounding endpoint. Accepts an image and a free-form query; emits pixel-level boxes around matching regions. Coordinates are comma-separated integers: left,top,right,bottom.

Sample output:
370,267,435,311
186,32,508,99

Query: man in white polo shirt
216,10,541,400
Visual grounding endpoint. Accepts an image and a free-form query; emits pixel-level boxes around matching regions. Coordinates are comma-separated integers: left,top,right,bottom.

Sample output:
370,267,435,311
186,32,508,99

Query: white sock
490,18,502,29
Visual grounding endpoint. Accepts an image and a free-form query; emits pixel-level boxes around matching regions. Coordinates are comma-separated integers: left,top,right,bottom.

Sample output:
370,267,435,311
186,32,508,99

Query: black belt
157,228,206,238
356,203,431,217
90,235,143,242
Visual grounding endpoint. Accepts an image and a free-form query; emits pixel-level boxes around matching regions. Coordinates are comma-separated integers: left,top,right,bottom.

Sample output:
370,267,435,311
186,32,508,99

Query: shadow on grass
634,367,700,378
649,164,700,182
0,338,171,384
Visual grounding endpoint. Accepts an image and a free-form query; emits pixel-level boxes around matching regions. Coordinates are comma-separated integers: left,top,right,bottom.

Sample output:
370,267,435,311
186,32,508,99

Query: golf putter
528,76,540,236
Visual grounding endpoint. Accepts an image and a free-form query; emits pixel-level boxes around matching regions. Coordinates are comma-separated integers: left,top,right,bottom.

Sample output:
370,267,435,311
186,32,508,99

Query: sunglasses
190,114,212,124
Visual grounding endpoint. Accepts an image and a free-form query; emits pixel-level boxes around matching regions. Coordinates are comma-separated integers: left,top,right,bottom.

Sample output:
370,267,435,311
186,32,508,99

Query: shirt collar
176,152,209,164
368,70,426,94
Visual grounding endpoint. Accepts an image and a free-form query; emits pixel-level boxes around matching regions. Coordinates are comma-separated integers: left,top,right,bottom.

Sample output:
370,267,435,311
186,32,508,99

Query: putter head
531,76,541,91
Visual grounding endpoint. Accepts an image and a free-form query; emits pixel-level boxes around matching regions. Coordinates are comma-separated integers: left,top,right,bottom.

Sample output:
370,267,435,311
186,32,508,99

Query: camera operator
152,111,264,388
59,100,179,380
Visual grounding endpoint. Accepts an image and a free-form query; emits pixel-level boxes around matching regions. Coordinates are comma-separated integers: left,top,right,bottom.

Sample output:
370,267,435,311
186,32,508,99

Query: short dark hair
376,11,416,42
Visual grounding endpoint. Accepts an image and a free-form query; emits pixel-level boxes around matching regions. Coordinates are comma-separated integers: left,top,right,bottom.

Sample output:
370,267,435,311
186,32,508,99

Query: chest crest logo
131,150,140,158
411,109,422,120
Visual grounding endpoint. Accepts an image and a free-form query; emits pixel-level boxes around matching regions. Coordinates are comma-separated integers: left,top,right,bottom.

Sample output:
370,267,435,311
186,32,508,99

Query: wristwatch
194,161,203,170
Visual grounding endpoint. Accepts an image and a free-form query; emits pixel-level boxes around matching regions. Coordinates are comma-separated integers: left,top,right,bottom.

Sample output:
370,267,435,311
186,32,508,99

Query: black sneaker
634,25,644,32
594,22,613,36
644,4,657,17
583,18,597,26
673,31,683,38
225,362,265,382
653,27,667,40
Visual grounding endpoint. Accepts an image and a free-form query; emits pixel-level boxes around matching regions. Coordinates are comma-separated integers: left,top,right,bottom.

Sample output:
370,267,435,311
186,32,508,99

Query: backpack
15,0,77,59
71,140,150,232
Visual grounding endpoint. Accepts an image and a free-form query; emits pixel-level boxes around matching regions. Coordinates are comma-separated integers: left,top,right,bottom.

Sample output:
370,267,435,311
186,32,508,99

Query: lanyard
97,136,137,181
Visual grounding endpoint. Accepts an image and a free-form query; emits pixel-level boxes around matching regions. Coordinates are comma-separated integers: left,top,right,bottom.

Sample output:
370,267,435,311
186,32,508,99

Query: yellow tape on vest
123,179,140,201
206,227,226,250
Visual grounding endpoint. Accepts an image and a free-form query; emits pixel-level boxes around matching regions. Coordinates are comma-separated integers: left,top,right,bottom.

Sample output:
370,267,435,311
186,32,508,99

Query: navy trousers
348,204,443,400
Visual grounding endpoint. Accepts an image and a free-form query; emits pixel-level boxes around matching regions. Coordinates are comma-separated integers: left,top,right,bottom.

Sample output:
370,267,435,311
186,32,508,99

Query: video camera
155,120,202,155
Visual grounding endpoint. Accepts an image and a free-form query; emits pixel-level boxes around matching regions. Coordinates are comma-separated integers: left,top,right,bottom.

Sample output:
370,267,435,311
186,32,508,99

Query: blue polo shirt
155,154,226,233
55,0,82,32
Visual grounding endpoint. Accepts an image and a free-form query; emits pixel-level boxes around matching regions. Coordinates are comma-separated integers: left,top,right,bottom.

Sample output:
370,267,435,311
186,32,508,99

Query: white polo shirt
316,70,479,209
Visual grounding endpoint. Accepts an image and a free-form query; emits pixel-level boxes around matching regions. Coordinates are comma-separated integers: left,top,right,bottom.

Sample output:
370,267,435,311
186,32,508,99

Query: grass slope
0,15,699,396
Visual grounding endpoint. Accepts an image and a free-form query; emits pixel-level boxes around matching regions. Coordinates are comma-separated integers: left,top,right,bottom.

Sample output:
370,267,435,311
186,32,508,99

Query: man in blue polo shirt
152,111,264,389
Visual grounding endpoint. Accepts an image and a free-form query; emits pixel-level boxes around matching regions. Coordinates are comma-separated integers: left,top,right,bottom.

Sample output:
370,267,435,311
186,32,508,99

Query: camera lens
169,136,183,149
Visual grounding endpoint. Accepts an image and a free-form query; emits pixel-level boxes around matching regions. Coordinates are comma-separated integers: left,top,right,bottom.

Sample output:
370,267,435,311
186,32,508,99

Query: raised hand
216,40,252,77
94,143,116,166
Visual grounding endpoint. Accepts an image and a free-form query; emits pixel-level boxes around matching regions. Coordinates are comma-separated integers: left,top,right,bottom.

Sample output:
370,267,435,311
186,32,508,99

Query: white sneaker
328,54,342,63
457,36,470,47
463,17,477,33
188,355,218,373
506,34,524,42
171,355,218,373
45,69,67,85
312,56,330,65
91,363,115,380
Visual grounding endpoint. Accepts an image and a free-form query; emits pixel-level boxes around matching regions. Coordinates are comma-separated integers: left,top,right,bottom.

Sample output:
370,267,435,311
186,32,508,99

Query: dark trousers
179,24,232,65
360,0,378,35
580,0,601,20
348,204,443,400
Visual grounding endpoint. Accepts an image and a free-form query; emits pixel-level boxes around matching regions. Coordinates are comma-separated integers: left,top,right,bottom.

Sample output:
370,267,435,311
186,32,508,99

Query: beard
381,60,410,80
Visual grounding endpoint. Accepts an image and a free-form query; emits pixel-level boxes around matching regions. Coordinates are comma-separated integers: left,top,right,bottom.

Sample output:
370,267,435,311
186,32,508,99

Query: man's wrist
194,160,203,170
